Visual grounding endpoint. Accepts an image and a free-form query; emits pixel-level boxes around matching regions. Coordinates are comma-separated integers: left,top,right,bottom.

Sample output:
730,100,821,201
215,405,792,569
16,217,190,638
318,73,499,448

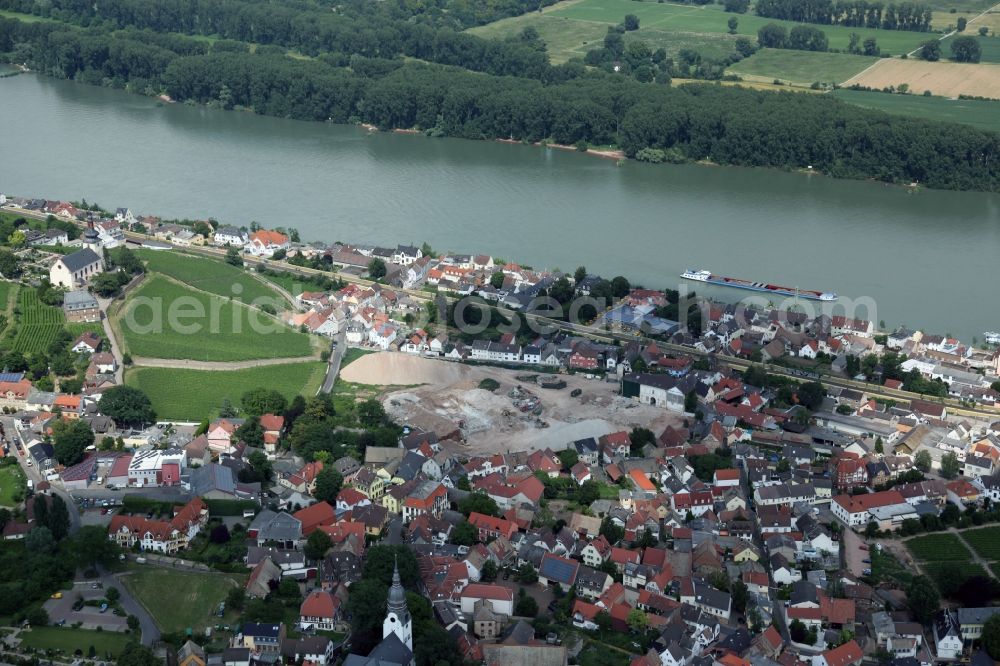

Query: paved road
96,295,124,385
100,567,160,646
3,417,82,535
320,329,348,394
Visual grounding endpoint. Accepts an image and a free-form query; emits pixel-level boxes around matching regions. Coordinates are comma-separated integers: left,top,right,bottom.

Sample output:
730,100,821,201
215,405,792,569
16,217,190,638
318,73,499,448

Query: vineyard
10,288,66,353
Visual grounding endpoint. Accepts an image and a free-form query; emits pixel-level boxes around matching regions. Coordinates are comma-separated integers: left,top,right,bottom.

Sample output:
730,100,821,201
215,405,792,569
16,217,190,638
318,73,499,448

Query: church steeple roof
387,554,409,616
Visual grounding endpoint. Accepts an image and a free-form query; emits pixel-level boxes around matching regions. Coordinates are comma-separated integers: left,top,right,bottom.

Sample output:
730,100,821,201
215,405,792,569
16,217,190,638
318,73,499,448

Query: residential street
320,328,347,394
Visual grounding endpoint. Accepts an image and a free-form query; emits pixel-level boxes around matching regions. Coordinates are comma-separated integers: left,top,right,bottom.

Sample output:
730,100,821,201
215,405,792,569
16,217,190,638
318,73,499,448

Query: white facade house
214,226,249,247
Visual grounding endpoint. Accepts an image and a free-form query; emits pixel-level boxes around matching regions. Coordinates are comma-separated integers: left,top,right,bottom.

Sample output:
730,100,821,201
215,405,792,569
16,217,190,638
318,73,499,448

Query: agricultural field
117,276,314,361
969,7,1000,34
9,287,65,353
136,249,284,305
831,88,1000,132
19,626,131,657
547,0,934,55
906,532,970,560
727,48,878,84
0,464,25,506
844,56,1000,97
939,33,1000,61
121,568,244,634
961,525,1000,561
125,362,326,420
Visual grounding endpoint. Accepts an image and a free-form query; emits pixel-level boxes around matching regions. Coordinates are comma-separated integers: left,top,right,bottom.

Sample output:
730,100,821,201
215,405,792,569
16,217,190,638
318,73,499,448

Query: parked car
50,592,62,599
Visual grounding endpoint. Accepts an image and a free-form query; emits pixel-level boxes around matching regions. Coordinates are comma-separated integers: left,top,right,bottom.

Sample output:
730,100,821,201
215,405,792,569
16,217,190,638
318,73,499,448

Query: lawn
121,568,244,634
341,347,374,368
0,465,25,506
939,33,1000,62
906,532,972,561
728,48,878,84
118,276,314,361
830,88,1000,133
65,322,106,339
136,249,283,305
19,626,131,658
960,525,1000,561
0,9,62,23
547,0,933,55
126,362,326,420
9,287,65,354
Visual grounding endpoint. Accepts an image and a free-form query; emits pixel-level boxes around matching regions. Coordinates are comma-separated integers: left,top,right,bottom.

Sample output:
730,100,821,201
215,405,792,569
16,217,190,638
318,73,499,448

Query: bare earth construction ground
844,58,1000,97
340,353,680,455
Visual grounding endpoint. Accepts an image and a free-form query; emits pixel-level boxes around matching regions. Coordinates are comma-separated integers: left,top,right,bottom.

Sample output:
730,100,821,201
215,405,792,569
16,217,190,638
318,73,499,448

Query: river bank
1,72,999,341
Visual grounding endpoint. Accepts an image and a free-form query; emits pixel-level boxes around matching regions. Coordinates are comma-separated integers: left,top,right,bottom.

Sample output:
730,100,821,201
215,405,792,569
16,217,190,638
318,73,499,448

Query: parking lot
44,582,128,632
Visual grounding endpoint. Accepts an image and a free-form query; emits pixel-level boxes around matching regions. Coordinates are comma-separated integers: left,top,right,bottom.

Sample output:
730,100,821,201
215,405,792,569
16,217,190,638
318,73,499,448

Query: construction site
339,352,680,455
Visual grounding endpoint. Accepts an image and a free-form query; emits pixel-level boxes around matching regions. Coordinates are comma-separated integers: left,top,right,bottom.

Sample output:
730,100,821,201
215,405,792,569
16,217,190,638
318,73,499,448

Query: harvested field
843,57,1000,97
344,353,681,454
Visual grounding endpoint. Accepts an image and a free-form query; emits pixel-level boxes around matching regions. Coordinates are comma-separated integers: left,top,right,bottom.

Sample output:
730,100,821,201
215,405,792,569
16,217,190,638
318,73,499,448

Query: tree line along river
1,72,999,341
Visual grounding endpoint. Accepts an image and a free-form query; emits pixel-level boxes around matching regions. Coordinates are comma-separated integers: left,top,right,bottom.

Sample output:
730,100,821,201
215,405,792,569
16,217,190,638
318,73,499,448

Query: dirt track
343,353,681,455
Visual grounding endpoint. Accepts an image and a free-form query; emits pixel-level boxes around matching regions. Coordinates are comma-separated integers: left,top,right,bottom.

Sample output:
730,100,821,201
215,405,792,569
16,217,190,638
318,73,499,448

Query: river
1,73,998,340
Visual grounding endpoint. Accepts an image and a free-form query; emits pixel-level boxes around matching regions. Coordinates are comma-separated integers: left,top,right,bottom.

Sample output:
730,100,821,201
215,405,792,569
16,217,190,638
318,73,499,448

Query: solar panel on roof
540,555,577,583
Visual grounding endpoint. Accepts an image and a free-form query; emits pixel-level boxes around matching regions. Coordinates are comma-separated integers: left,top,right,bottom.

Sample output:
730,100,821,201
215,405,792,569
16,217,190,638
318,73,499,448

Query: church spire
386,554,409,616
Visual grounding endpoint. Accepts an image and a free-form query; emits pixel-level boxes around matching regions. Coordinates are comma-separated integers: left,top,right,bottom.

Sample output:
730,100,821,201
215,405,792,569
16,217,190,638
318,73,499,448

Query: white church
343,559,415,666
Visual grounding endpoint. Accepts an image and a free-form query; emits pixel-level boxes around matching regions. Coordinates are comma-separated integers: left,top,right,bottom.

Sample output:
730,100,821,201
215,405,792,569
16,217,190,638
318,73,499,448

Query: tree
210,523,231,543
578,479,601,506
789,618,808,642
48,494,70,541
73,525,121,569
459,492,499,517
91,271,127,297
731,579,749,613
728,16,739,34
304,524,333,560
940,452,960,479
724,0,749,11
25,526,56,554
481,560,498,582
226,587,246,612
25,607,48,627
98,385,156,427
610,276,631,298
127,614,140,633
516,563,538,584
957,16,967,31
367,258,387,280
0,250,21,278
864,521,879,538
225,246,242,266
117,642,161,666
797,381,826,410
684,390,698,413
906,575,940,623
515,587,538,617
241,388,288,416
863,37,880,55
920,39,941,61
623,14,640,31
951,35,981,62
245,449,272,482
558,449,578,470
874,437,884,454
357,399,386,427
490,271,504,289
914,449,932,472
626,608,648,632
235,417,265,449
449,520,477,546
758,23,787,48
983,615,1000,660
106,586,121,603
363,545,419,587
53,419,94,466
313,467,344,503
574,266,587,284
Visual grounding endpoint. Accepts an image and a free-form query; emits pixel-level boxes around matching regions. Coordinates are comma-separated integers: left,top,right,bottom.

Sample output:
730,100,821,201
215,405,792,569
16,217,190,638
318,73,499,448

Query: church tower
382,556,412,651
82,221,100,253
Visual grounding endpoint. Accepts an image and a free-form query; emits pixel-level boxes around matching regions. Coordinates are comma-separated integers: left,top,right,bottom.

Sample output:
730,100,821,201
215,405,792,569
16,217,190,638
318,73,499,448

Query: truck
26,479,33,491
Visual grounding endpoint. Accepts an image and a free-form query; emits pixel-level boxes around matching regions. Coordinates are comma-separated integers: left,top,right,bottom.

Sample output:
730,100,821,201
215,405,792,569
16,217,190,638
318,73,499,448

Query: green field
960,525,1000,560
831,88,1000,132
10,288,65,353
341,347,374,368
136,249,283,305
65,322,106,339
728,48,878,83
906,532,971,560
0,465,25,506
922,560,990,586
19,626,132,657
546,0,933,55
121,568,244,634
939,33,1000,62
126,362,326,419
0,9,61,23
118,276,313,361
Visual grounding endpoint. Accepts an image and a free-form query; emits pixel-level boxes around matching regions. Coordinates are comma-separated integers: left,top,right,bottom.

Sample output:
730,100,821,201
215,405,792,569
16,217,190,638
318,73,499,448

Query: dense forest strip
1,17,998,192
754,0,933,30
